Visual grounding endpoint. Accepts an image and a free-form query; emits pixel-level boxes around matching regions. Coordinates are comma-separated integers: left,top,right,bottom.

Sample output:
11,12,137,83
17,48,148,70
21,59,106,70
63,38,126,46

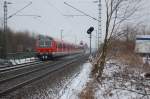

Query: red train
36,35,84,60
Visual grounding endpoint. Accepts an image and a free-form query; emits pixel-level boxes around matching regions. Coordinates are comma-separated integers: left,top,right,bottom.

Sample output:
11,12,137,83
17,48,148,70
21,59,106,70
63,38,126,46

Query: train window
38,35,53,47
57,43,62,48
65,44,67,49
39,40,45,47
63,44,65,49
39,39,52,48
45,40,51,47
59,44,61,48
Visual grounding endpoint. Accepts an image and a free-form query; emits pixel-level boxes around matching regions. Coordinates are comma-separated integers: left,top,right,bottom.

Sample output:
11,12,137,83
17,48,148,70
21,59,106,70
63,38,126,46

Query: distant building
135,35,150,54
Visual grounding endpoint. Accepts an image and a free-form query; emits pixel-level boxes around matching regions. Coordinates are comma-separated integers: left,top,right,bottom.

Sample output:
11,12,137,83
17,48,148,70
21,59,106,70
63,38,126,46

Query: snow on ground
95,59,150,99
58,62,92,99
10,57,36,65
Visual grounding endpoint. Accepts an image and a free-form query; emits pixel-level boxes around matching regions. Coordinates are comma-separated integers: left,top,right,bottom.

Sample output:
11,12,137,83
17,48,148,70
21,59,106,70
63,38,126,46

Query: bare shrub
79,82,94,99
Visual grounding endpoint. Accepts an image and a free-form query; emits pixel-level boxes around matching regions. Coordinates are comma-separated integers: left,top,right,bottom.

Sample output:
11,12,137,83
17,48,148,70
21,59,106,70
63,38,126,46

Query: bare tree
0,28,36,58
92,0,142,80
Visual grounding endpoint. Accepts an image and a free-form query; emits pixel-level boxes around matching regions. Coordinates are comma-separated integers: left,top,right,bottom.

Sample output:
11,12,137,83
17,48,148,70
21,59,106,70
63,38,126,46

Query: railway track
0,54,81,82
0,60,43,73
0,53,81,73
0,53,89,97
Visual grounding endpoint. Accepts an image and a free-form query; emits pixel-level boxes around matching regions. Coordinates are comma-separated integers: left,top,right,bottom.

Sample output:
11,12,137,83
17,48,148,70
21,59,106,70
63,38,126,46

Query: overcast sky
0,0,150,48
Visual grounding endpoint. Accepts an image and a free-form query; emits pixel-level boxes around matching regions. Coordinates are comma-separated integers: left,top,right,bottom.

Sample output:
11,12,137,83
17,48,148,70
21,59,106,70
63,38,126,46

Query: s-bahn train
36,35,85,60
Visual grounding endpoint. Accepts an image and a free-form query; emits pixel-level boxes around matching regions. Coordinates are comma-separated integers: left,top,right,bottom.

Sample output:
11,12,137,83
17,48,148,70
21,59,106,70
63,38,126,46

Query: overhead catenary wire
63,14,85,17
45,0,64,16
64,2,100,22
7,2,32,19
64,1,101,48
44,0,78,39
15,14,41,17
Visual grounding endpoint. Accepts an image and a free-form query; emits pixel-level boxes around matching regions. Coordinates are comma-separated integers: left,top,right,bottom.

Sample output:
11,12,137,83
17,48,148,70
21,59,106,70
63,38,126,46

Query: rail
7,52,37,60
0,54,89,96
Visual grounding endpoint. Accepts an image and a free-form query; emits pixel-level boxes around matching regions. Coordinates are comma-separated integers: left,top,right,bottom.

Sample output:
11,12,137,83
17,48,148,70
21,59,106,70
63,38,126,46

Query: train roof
38,35,53,40
38,35,80,46
53,38,76,46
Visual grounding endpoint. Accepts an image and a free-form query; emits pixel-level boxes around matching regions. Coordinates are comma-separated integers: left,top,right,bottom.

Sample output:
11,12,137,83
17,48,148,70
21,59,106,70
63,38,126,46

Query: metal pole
60,29,63,52
3,1,7,58
4,1,7,33
61,29,63,41
75,35,77,45
95,30,98,50
98,0,102,48
90,34,92,54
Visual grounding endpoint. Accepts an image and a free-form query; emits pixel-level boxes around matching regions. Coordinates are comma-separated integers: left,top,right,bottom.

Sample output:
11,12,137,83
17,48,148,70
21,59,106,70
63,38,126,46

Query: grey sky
0,0,98,47
0,0,150,48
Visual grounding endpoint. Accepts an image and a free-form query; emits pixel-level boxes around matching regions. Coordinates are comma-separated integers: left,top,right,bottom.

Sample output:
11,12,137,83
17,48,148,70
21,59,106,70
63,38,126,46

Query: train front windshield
38,36,53,48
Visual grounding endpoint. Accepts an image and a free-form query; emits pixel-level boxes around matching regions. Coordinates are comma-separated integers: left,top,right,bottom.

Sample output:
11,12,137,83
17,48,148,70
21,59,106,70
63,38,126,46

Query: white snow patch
58,62,92,99
94,60,150,99
10,57,36,65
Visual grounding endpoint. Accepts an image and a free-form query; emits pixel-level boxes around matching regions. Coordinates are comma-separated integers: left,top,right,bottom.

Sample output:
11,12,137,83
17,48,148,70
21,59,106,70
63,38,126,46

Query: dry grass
106,40,150,77
109,40,143,66
79,81,94,99
80,40,150,99
118,52,143,66
142,63,150,73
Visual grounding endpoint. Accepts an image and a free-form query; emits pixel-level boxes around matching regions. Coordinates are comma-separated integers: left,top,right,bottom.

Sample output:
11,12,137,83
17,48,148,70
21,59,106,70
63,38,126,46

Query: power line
2,1,33,58
64,1,102,49
45,0,79,38
64,2,100,22
7,2,32,19
63,14,85,17
15,14,41,17
45,0,64,16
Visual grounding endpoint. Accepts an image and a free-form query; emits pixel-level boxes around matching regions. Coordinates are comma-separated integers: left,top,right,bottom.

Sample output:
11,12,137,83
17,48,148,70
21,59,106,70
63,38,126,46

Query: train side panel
36,35,84,60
